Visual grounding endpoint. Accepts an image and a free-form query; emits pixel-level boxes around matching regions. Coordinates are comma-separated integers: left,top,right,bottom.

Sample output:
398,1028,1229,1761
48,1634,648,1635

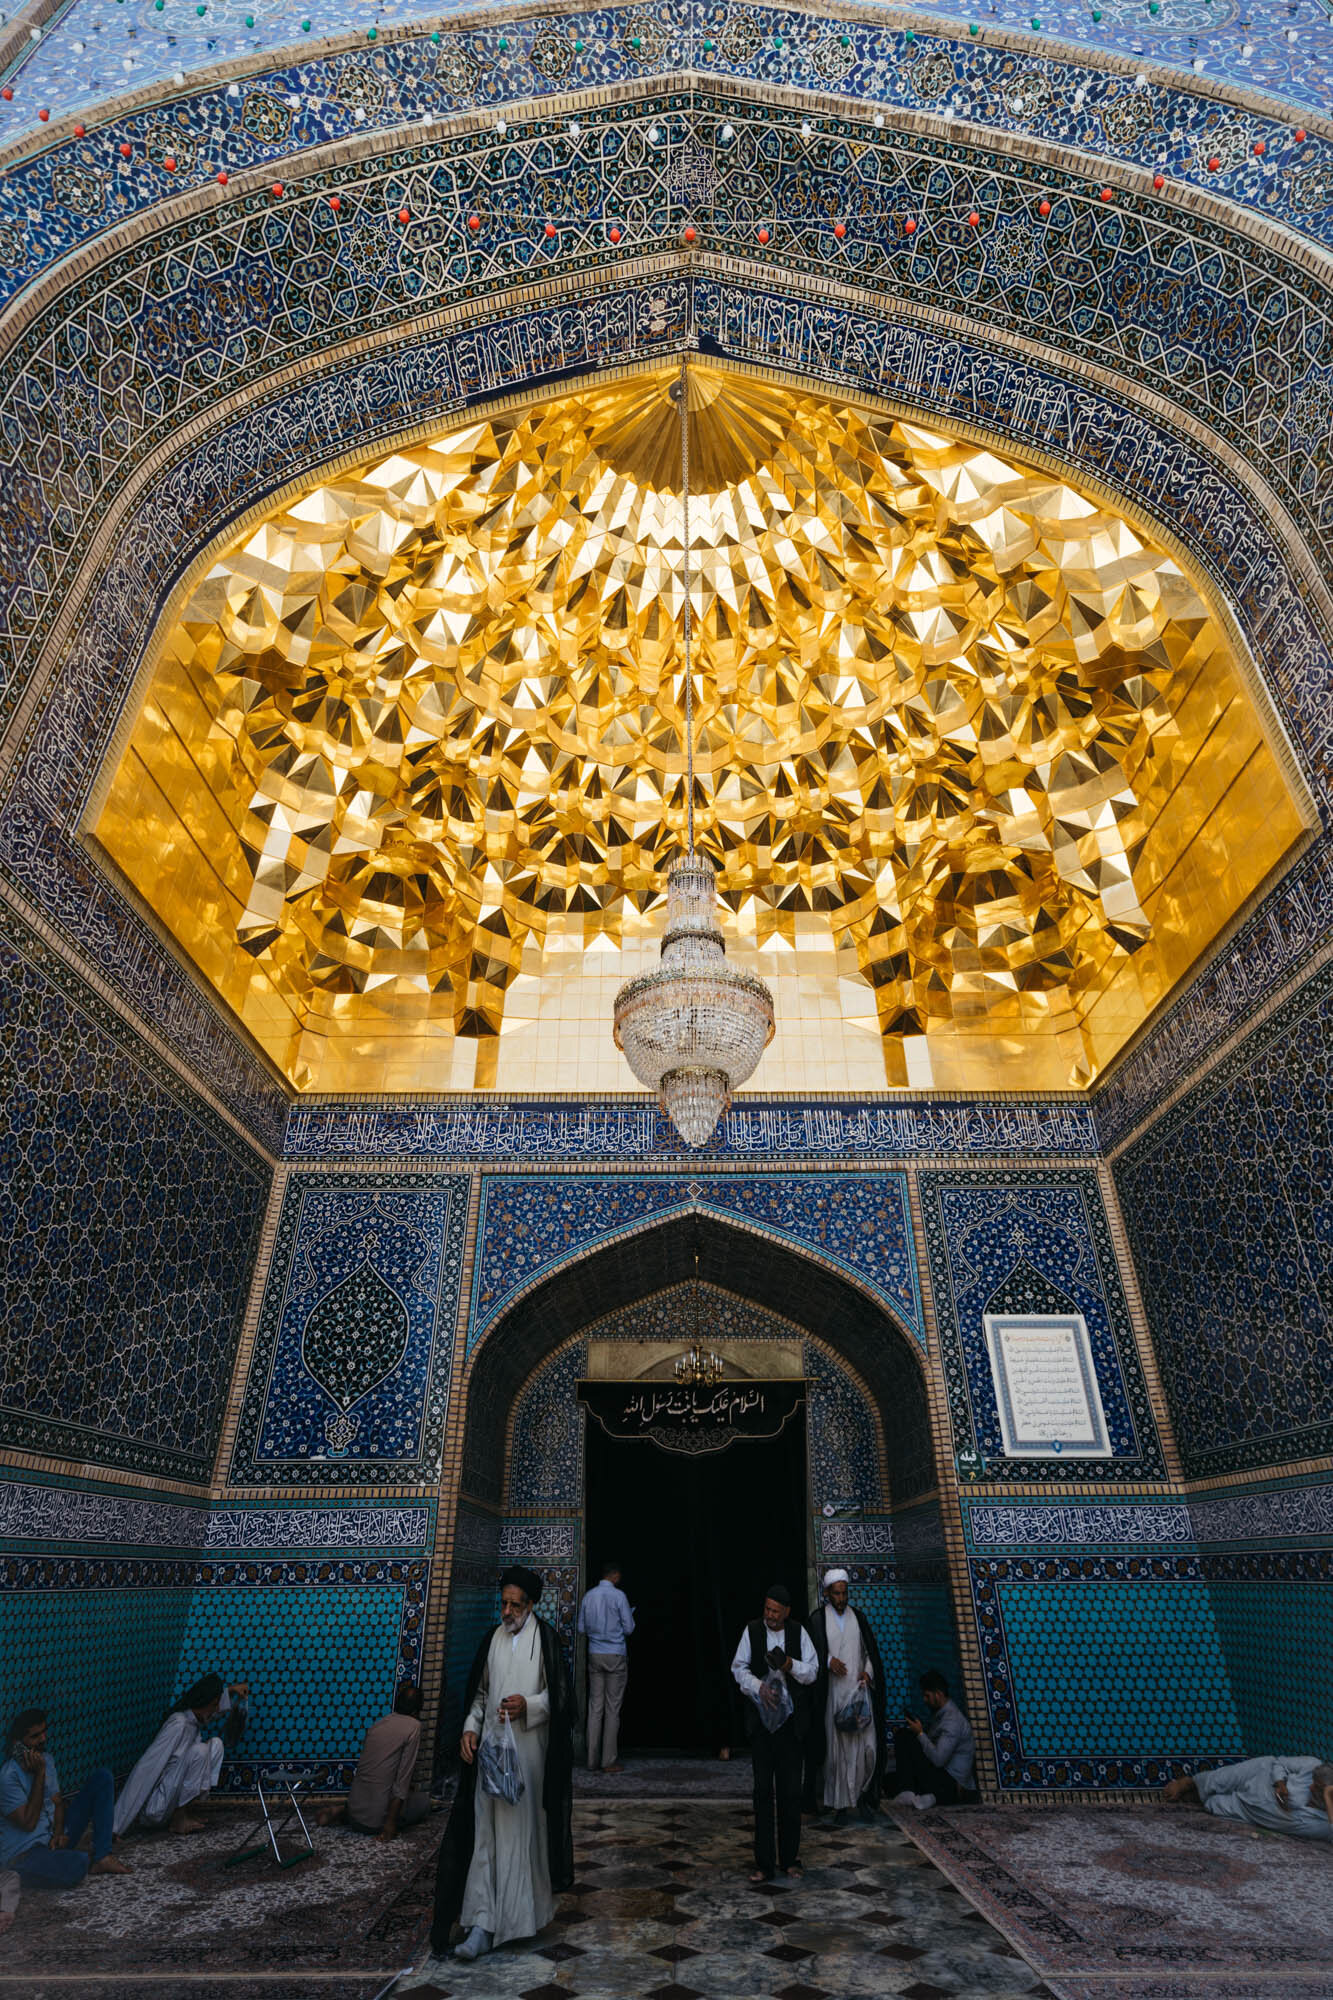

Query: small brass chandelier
613,359,775,1147
674,1255,724,1385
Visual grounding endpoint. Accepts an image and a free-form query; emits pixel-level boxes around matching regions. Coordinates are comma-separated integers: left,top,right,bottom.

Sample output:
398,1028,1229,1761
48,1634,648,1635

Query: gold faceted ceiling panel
95,362,1306,1095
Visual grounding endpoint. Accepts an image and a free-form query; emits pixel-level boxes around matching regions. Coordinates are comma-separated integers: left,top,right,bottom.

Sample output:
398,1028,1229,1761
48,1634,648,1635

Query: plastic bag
754,1668,794,1733
834,1682,873,1733
478,1716,525,1804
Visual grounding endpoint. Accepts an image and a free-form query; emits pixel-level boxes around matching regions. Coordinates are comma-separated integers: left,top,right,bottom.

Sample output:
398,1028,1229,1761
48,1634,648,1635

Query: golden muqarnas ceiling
96,362,1306,1095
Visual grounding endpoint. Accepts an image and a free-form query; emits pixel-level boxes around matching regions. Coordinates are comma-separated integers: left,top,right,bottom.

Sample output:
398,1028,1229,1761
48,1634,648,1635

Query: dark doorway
584,1395,808,1754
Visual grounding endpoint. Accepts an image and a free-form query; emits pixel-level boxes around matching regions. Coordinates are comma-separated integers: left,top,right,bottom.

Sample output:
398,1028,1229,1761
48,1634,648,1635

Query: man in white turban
804,1569,887,1822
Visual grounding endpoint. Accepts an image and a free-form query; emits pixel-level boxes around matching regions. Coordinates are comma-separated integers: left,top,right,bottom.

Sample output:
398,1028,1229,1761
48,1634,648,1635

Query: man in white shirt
730,1584,818,1883
577,1563,635,1775
1164,1757,1333,1841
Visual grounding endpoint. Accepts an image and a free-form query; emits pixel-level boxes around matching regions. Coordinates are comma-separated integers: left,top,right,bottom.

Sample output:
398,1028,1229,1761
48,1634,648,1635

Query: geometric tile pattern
228,1172,469,1486
1208,1568,1333,1758
177,1563,427,1787
0,897,270,1482
1114,953,1333,1477
919,1169,1165,1482
469,1172,920,1350
3,5,1333,270
971,1557,1244,1786
0,1567,194,1793
994,1575,1240,1757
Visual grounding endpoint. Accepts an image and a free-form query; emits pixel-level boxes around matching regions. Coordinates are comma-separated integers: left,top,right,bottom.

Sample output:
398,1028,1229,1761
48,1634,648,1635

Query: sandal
748,1869,771,1885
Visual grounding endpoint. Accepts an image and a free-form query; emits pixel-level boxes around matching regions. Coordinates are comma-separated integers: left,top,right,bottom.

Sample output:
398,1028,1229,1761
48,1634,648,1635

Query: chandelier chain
678,353,695,858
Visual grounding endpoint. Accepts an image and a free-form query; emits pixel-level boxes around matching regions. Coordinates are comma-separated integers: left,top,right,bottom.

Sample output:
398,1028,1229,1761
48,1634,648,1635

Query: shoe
454,1926,493,1961
893,1791,919,1807
602,1762,623,1775
909,1793,936,1811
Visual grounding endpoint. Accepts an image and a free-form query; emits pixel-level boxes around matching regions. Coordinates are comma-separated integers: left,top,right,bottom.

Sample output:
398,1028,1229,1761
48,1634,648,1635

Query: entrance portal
584,1398,807,1753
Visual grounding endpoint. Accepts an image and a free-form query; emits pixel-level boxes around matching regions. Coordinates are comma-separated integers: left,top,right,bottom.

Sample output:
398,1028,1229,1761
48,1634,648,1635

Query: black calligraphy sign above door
578,1380,805,1456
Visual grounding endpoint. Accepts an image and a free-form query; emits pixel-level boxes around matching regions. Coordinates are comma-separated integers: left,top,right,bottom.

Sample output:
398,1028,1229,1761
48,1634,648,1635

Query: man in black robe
803,1567,888,1821
427,1566,574,1963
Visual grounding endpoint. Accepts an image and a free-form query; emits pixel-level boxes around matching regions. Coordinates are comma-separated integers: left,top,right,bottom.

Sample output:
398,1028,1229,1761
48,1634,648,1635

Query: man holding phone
730,1584,818,1884
889,1669,977,1808
0,1709,131,1888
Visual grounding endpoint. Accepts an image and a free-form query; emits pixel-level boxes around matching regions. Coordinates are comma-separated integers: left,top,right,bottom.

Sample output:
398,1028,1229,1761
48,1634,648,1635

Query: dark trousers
889,1729,975,1805
751,1724,803,1875
14,1767,114,1889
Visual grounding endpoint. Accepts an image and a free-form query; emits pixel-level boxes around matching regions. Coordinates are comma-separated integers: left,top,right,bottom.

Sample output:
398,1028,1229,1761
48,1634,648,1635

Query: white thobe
113,1691,231,1835
461,1618,554,1945
821,1605,876,1809
1197,1757,1333,1842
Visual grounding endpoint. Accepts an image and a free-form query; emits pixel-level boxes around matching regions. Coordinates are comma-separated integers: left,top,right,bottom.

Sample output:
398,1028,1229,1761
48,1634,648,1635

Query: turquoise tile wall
1209,1582,1333,1758
176,1582,411,1766
0,1583,193,1790
996,1579,1242,1759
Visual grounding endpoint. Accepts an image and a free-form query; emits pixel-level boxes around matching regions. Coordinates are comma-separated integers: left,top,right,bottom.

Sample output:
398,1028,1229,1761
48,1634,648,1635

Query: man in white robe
805,1569,886,1821
425,1566,574,1970
1164,1757,1333,1841
113,1675,248,1837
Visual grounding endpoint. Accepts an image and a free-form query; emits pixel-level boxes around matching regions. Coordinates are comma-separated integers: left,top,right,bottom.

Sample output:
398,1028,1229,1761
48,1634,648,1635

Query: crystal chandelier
674,1251,724,1384
614,360,775,1147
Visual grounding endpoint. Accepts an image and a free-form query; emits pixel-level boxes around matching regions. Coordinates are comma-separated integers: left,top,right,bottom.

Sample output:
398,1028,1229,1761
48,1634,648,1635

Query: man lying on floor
1164,1757,1333,1841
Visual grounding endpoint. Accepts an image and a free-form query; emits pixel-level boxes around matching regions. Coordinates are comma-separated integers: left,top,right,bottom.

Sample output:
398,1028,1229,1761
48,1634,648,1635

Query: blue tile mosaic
468,1173,921,1351
228,1172,468,1486
507,1341,588,1511
0,895,270,1481
970,1555,1244,1786
1208,1564,1333,1758
991,1574,1241,1760
0,1562,195,1791
919,1170,1166,1483
1114,953,1333,1477
178,1559,428,1787
2,4,1332,280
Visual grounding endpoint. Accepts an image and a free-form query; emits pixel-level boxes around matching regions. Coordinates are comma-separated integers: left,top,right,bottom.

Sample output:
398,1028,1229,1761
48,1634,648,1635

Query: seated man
889,1669,978,1808
0,1709,131,1888
113,1674,248,1838
320,1683,430,1840
1164,1757,1333,1841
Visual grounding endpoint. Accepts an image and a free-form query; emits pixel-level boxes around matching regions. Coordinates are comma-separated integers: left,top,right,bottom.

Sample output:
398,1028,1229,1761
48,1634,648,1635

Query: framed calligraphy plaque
982,1314,1112,1459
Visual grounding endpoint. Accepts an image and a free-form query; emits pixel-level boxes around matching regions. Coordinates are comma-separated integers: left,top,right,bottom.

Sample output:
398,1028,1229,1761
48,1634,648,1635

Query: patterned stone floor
401,1798,1055,2000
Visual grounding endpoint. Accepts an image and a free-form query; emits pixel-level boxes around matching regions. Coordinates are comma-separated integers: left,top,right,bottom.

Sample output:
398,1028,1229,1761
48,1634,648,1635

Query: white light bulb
29,22,40,37
568,119,580,136
1135,72,1147,87
495,117,507,134
121,56,133,70
1286,26,1297,40
1192,56,1204,70
649,124,661,142
873,111,884,127
720,122,734,141
801,119,812,136
1074,87,1085,104
354,106,365,122
72,37,84,50
172,68,184,83
227,81,239,96
1242,41,1254,55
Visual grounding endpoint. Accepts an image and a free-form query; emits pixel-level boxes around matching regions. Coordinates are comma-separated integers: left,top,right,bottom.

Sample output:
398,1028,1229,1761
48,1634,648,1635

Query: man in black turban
426,1566,574,1965
730,1584,818,1883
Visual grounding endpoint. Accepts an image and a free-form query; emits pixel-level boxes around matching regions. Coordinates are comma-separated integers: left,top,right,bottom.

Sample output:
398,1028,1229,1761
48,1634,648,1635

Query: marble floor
401,1798,1056,2000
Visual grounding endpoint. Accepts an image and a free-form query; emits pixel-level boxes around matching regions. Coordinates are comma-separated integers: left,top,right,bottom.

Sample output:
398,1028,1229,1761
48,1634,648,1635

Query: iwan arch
0,0,1331,1978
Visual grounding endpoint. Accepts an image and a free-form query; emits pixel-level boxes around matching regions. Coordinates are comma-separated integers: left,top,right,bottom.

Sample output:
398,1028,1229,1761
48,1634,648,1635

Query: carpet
0,1800,441,1995
893,1804,1333,1999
